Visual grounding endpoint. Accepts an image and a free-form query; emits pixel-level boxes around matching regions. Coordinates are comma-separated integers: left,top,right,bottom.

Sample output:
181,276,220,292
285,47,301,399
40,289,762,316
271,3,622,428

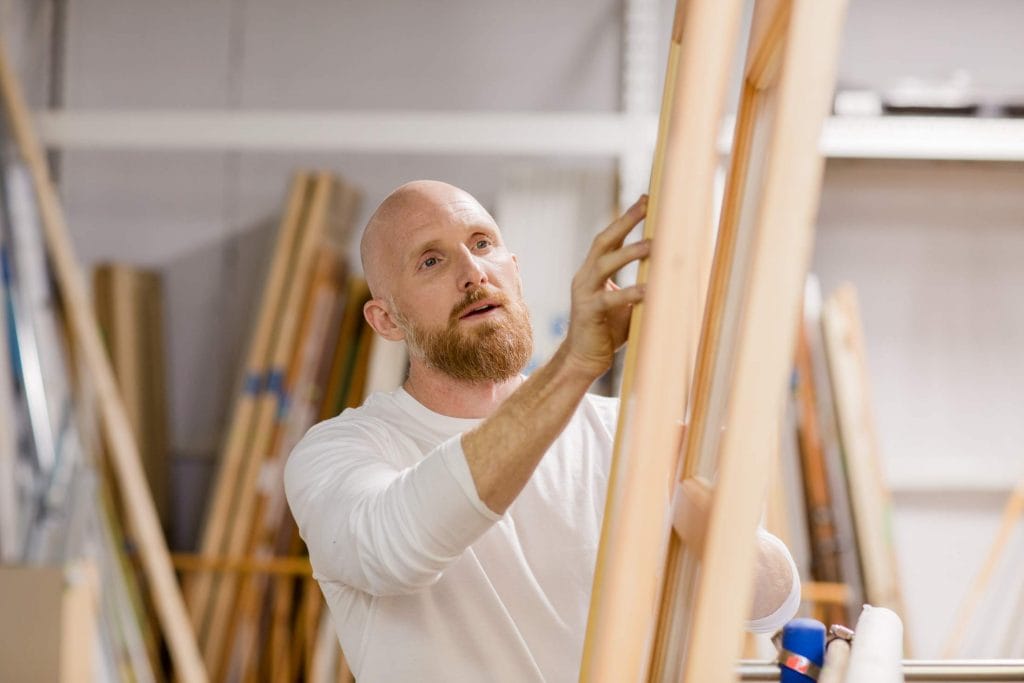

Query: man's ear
364,298,405,342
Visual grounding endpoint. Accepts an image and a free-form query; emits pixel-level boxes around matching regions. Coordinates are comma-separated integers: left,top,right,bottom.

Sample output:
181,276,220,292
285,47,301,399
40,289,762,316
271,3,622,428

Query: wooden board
794,318,848,626
94,264,170,529
821,284,910,650
804,276,864,614
320,277,372,420
584,1,847,680
579,1,744,678
0,38,207,681
675,3,847,679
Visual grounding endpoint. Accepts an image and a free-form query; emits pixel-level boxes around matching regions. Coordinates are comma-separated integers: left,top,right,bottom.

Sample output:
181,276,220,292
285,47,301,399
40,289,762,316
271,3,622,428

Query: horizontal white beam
33,109,659,156
823,115,1024,161
720,114,1024,162
36,109,1024,162
886,456,1024,494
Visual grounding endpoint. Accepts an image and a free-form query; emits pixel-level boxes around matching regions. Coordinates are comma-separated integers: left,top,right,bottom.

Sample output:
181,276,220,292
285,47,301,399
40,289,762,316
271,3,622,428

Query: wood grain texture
682,2,847,679
579,0,743,680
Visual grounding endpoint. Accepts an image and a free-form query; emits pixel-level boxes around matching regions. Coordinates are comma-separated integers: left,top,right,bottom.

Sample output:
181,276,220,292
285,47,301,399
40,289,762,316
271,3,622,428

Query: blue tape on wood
266,369,285,398
243,372,263,396
779,618,826,682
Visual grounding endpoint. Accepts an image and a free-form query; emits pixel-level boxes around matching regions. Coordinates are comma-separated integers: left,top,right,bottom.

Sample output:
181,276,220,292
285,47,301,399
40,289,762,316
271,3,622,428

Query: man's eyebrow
405,238,443,266
471,225,500,241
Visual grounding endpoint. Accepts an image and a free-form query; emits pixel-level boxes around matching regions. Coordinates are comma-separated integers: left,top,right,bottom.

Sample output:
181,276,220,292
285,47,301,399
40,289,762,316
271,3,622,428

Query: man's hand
562,195,650,380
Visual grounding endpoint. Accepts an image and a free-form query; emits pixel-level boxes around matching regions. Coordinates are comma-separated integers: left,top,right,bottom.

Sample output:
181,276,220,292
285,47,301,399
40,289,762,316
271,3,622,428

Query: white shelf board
33,109,1024,161
886,455,1024,495
32,109,659,157
823,115,1024,161
719,114,1024,162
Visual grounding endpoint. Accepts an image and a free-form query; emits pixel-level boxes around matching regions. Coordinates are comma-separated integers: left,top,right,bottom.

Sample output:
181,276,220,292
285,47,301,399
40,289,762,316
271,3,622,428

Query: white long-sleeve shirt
285,387,799,682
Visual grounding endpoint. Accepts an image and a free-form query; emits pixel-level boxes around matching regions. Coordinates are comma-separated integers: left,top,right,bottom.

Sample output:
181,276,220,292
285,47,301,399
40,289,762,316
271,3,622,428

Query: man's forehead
402,195,498,234
361,181,502,296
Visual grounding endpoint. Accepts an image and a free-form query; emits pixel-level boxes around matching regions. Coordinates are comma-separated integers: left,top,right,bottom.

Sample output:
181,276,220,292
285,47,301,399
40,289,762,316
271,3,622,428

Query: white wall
57,0,622,547
1,0,56,108
814,160,1024,655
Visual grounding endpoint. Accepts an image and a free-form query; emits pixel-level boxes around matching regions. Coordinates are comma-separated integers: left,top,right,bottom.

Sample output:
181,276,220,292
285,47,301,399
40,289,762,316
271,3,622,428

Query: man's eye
422,256,439,269
475,239,491,249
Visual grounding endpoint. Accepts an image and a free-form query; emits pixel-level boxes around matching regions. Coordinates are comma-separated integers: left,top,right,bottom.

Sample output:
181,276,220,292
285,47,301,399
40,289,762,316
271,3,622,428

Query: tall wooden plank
681,2,846,680
580,1,743,678
0,38,207,681
822,285,909,645
804,276,864,614
794,320,848,626
94,264,171,530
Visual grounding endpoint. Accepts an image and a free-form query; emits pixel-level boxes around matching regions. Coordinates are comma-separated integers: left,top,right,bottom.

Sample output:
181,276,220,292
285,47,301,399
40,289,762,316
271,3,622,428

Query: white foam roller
845,605,904,683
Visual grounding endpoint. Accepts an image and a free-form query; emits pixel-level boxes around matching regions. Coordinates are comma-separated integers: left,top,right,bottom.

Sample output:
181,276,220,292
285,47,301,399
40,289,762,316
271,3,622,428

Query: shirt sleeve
284,418,502,597
745,528,802,634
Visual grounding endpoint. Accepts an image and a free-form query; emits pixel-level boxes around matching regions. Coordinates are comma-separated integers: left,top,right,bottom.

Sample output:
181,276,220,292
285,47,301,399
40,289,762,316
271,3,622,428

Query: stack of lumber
769,277,908,639
182,170,406,682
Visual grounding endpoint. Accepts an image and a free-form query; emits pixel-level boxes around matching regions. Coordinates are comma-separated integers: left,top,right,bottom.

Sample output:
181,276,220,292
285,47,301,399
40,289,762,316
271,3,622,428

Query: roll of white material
845,605,904,683
817,637,851,683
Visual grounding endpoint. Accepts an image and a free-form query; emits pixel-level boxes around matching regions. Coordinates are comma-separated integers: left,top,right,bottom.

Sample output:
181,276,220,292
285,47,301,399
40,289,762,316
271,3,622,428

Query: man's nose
457,248,488,291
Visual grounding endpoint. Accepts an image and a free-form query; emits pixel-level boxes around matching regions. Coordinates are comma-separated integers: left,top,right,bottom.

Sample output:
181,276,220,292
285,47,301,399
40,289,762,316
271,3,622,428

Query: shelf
32,109,657,157
35,110,1024,162
822,115,1024,162
885,456,1023,495
720,114,1024,162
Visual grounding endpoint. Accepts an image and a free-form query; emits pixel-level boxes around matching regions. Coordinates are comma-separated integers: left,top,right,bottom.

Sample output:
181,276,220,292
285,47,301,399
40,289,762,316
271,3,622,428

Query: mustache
449,287,511,322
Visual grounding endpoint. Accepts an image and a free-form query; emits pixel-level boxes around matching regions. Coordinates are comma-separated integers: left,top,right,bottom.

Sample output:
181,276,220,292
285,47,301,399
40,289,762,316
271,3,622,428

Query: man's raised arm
462,196,649,513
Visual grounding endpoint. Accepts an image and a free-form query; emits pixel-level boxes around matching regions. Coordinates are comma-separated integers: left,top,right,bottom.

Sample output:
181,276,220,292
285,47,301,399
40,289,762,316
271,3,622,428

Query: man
285,180,799,682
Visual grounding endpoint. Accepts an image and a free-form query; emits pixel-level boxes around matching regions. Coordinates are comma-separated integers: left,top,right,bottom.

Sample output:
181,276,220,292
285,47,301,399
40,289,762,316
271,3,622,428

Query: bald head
360,180,499,299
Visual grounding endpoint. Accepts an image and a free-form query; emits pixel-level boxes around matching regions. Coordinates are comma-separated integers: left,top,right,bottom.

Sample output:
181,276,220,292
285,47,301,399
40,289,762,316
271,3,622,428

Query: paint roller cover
845,605,904,683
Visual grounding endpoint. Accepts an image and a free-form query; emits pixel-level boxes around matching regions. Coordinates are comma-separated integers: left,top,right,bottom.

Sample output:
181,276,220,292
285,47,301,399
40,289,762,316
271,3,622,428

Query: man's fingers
596,284,645,311
592,239,651,285
588,195,648,259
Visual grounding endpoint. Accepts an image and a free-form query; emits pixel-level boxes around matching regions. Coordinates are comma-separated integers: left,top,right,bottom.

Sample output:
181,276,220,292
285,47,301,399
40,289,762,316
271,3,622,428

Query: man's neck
403,360,524,419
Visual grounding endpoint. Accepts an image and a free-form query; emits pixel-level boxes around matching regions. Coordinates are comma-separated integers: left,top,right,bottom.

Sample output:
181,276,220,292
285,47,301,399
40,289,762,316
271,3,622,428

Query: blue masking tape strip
243,372,263,396
266,369,285,398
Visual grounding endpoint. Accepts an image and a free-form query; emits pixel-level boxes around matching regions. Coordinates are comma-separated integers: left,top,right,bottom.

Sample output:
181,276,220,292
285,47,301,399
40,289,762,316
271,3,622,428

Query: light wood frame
583,0,847,680
580,0,745,679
